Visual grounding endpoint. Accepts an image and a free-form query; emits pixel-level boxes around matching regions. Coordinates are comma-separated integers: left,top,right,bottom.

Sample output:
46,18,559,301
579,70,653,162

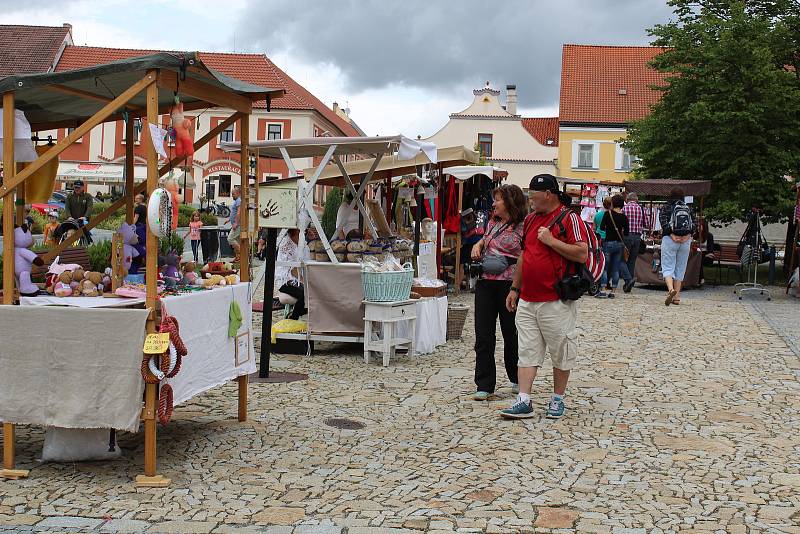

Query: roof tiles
521,117,559,147
56,46,359,136
0,24,71,77
559,44,668,125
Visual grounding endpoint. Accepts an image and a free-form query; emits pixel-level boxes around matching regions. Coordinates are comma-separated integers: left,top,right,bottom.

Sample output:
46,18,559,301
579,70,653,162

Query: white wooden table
363,299,416,366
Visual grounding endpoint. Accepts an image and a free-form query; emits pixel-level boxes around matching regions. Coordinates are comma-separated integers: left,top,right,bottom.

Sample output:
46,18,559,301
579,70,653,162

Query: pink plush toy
14,225,44,296
117,222,139,273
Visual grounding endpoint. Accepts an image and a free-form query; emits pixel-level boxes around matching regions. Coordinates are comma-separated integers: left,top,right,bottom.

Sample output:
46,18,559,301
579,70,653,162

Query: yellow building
556,45,668,184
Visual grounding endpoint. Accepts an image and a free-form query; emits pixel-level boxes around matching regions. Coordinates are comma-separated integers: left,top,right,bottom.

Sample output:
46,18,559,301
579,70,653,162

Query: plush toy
158,252,182,287
14,225,44,296
224,274,239,286
181,261,201,286
170,101,194,161
102,267,112,292
78,278,99,297
83,271,104,295
54,281,72,297
117,222,140,273
203,274,225,288
72,268,85,282
45,258,83,293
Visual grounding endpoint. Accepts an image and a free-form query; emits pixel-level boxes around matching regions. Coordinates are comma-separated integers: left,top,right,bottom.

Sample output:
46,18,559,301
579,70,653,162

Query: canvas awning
442,165,508,182
0,52,285,130
309,145,479,187
221,135,437,161
624,179,712,197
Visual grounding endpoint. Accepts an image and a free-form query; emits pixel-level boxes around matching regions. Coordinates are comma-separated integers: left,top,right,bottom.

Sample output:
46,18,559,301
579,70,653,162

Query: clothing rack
735,209,771,301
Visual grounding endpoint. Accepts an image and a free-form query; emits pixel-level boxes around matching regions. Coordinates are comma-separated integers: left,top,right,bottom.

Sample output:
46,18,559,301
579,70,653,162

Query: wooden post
237,113,250,422
1,92,29,481
125,116,135,223
136,72,169,488
454,180,464,296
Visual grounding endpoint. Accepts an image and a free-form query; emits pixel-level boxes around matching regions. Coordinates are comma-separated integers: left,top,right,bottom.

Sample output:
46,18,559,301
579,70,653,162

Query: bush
87,240,112,272
159,233,186,256
321,187,343,239
28,210,46,235
97,214,126,231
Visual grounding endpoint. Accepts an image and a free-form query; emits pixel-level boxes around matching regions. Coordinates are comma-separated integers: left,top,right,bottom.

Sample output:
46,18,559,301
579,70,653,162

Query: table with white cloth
394,296,447,355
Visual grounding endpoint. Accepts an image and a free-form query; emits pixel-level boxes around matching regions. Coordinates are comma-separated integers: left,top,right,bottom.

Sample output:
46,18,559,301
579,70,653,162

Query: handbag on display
443,177,460,234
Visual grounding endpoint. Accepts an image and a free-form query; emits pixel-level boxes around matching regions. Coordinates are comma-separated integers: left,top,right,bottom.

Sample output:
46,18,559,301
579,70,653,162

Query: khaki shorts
515,299,578,370
227,226,241,244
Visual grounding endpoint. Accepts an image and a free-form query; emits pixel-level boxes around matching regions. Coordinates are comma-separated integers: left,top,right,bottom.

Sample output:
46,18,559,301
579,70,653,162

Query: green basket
361,264,414,302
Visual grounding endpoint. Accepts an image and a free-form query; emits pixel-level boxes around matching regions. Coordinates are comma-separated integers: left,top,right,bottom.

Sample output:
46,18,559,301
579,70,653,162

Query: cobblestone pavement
1,285,799,533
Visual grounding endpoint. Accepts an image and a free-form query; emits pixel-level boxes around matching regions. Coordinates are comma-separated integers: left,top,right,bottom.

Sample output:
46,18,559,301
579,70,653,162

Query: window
217,175,232,197
615,143,639,171
219,124,235,144
578,144,594,168
267,124,282,140
121,118,142,144
621,148,632,170
478,133,493,158
66,127,82,143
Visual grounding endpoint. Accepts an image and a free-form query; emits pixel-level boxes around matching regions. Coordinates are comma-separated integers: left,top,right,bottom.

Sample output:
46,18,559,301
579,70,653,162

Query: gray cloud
238,0,674,109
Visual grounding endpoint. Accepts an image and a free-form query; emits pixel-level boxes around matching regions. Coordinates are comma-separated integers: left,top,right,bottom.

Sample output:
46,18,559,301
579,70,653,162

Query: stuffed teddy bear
170,101,194,161
78,278,99,297
159,252,182,287
54,281,72,297
45,258,82,294
117,222,139,273
14,225,44,296
181,261,201,286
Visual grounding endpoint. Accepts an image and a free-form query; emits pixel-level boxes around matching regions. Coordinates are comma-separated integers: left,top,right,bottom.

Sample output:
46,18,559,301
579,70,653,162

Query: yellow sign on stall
143,333,170,354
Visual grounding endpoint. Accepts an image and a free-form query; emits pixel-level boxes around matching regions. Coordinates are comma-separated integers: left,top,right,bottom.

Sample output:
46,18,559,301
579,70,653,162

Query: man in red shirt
501,174,588,420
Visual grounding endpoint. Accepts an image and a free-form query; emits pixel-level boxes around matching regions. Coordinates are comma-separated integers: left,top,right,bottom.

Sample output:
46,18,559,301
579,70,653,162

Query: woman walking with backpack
660,187,695,305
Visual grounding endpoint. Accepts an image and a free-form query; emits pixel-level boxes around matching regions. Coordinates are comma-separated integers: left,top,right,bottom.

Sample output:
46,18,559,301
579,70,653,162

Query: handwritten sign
143,333,170,354
234,331,250,366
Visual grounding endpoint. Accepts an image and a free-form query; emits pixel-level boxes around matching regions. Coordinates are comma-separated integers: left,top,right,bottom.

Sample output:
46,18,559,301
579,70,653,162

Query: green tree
625,0,800,223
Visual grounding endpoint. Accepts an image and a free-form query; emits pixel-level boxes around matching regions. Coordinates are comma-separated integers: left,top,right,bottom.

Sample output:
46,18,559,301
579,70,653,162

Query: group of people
470,175,696,420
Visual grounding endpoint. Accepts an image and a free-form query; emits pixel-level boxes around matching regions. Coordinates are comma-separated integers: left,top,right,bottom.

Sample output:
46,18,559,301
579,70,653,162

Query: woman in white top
273,229,307,319
335,190,360,239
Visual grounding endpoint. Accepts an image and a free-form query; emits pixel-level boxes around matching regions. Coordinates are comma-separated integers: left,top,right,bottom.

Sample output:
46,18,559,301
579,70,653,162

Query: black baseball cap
528,174,559,193
73,180,84,187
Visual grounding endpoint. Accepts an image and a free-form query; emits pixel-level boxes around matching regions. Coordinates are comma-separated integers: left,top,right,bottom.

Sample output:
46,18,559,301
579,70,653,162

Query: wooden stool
363,300,416,366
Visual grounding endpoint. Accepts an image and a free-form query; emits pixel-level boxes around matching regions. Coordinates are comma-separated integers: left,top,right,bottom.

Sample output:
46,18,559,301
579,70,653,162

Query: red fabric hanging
443,176,460,233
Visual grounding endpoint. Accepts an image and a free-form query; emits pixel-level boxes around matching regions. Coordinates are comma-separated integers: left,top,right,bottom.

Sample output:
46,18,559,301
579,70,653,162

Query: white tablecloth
161,284,256,406
395,296,447,355
21,295,146,308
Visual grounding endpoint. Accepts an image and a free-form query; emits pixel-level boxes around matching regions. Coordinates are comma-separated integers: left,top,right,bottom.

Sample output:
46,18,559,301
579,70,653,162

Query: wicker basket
446,303,470,340
361,264,414,302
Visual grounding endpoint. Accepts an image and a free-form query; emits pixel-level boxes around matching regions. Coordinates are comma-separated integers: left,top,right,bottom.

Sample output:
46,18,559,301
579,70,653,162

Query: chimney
506,85,517,115
332,102,340,114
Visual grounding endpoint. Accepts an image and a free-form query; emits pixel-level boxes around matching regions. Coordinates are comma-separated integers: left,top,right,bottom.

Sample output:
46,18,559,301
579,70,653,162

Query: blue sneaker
473,391,491,401
546,397,565,419
499,400,534,419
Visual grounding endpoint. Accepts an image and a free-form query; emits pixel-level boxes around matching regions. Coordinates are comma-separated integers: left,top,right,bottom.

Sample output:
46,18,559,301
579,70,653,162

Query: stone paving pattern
1,286,799,533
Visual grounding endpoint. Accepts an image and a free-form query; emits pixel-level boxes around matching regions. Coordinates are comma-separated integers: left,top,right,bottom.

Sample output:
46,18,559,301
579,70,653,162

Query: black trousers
474,278,518,393
278,281,306,320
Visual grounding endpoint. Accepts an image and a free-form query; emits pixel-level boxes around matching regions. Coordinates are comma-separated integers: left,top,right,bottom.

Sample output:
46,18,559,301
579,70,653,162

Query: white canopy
442,165,509,181
221,135,437,163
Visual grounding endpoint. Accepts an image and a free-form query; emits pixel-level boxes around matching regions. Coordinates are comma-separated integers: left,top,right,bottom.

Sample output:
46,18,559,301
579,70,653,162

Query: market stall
0,52,283,485
221,137,458,375
440,165,508,293
623,179,712,288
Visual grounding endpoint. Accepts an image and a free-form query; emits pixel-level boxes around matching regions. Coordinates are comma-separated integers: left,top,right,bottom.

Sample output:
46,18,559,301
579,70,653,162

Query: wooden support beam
125,118,135,223
42,112,245,262
136,71,170,488
237,113,250,422
1,72,156,198
157,70,253,114
3,94,16,303
46,84,144,111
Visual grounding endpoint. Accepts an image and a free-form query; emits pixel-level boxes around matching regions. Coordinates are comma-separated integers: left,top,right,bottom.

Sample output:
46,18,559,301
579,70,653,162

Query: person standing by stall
660,187,695,305
622,192,646,292
501,174,588,420
226,186,242,262
470,184,527,400
593,196,612,298
599,194,630,298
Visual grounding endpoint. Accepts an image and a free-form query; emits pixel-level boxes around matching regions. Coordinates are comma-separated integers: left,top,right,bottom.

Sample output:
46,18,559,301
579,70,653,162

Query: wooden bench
31,247,91,281
707,243,742,283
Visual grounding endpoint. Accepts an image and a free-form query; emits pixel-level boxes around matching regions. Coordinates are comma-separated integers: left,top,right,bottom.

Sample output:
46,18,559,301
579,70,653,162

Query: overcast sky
0,0,674,136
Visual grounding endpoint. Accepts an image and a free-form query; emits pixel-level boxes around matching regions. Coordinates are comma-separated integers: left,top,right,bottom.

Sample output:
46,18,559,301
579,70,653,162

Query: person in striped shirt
621,192,647,292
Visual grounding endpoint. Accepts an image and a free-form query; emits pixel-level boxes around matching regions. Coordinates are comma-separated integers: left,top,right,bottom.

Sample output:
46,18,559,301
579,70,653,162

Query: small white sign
423,187,437,200
684,196,694,204
419,242,434,255
148,123,168,159
398,187,413,200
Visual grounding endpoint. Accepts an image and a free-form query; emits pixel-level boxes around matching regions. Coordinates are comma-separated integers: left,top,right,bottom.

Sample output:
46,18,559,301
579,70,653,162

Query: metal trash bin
199,227,220,262
218,228,234,258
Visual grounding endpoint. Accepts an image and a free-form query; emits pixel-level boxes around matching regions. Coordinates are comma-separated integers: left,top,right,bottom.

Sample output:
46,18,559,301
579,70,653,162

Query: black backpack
669,201,694,236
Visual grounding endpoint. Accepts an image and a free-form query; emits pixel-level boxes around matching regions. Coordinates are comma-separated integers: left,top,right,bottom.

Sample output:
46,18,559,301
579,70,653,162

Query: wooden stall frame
0,60,278,485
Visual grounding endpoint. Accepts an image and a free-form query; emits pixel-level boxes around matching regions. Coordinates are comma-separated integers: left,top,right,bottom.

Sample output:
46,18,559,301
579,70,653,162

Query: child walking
186,211,203,263
43,210,59,246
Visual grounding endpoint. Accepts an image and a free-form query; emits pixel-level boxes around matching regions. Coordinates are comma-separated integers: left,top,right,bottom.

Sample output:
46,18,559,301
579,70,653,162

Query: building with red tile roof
521,117,559,148
0,24,72,77
557,44,668,183
40,43,363,204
